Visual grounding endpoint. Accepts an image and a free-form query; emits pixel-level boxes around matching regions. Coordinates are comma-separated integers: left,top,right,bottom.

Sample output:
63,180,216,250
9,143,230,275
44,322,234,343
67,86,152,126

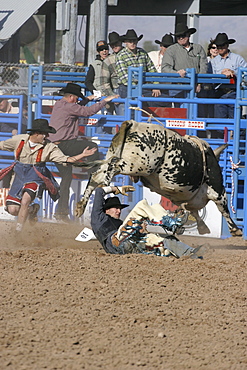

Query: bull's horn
214,143,228,160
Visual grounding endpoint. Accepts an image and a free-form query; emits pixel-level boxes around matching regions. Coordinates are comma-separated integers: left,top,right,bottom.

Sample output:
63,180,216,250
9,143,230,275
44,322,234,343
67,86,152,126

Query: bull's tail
214,143,228,161
108,120,133,158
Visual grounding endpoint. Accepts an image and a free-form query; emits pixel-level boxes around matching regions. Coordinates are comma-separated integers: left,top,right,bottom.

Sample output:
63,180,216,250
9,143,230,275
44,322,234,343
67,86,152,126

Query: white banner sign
166,119,205,130
80,118,98,126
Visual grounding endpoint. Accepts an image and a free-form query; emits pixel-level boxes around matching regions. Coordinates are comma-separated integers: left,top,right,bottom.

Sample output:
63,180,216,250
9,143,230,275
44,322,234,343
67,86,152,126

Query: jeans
214,91,236,119
116,84,128,116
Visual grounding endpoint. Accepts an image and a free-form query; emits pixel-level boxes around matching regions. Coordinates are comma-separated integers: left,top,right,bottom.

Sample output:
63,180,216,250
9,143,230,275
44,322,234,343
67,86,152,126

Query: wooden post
61,0,78,65
87,0,108,66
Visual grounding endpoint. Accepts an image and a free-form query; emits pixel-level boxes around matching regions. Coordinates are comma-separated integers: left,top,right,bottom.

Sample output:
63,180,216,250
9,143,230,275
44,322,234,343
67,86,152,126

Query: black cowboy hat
27,119,56,134
172,23,196,36
120,29,143,42
96,40,109,51
103,196,129,211
108,31,121,45
214,32,236,46
59,83,85,99
155,34,174,47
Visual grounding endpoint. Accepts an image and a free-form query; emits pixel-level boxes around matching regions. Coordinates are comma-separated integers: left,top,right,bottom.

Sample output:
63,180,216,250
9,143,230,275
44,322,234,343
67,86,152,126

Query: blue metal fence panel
0,94,24,163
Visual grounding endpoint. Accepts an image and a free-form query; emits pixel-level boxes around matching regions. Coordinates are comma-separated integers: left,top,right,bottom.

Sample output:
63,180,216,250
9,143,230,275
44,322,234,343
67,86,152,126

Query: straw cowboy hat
59,83,85,99
172,23,196,36
103,196,129,211
121,29,143,42
155,34,174,47
214,33,236,45
27,119,56,134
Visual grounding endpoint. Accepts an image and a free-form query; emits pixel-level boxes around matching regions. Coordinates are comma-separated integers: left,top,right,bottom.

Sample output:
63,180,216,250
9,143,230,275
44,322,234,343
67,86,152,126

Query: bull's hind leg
205,150,242,236
75,156,121,217
213,192,242,236
191,210,211,235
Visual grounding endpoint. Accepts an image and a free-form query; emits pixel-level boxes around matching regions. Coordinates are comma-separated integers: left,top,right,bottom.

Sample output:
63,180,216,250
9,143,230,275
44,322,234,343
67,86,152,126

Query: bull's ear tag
75,227,96,242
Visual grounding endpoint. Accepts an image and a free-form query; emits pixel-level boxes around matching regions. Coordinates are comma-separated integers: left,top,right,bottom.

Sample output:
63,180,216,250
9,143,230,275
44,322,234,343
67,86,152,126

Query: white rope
229,156,241,213
129,107,165,126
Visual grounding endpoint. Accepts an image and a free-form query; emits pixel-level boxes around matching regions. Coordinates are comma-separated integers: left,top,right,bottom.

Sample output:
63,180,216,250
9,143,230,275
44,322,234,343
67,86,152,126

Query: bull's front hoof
230,228,243,237
75,201,85,218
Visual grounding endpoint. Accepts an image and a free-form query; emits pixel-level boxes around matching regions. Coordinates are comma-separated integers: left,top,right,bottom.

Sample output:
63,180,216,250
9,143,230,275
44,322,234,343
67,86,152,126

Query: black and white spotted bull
75,120,242,236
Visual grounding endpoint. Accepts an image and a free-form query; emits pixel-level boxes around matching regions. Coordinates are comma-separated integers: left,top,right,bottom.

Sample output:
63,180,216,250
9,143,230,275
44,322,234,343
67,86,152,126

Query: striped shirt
116,47,157,86
161,43,208,74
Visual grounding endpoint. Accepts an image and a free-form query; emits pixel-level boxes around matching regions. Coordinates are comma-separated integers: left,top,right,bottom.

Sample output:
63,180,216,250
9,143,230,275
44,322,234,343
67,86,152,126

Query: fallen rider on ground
90,185,206,259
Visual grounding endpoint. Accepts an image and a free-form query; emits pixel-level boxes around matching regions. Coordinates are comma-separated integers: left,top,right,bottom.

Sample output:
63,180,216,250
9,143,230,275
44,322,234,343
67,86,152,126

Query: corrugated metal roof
0,0,47,42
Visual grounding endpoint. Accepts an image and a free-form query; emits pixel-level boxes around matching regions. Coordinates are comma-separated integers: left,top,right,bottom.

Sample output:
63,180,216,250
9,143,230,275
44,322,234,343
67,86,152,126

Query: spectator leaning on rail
115,29,161,108
209,32,247,119
90,185,205,258
48,82,118,222
148,34,174,73
100,31,123,115
161,23,208,95
0,119,97,234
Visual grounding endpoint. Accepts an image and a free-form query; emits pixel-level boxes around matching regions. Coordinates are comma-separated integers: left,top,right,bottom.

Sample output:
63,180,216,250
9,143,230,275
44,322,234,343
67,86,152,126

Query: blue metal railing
0,94,24,163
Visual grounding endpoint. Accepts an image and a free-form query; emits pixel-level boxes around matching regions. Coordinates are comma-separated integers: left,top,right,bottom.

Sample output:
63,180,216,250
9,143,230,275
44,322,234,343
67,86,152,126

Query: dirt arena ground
0,220,246,370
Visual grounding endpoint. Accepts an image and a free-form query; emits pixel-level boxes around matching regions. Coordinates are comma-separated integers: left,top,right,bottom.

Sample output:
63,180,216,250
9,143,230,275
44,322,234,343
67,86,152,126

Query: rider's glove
115,186,135,196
